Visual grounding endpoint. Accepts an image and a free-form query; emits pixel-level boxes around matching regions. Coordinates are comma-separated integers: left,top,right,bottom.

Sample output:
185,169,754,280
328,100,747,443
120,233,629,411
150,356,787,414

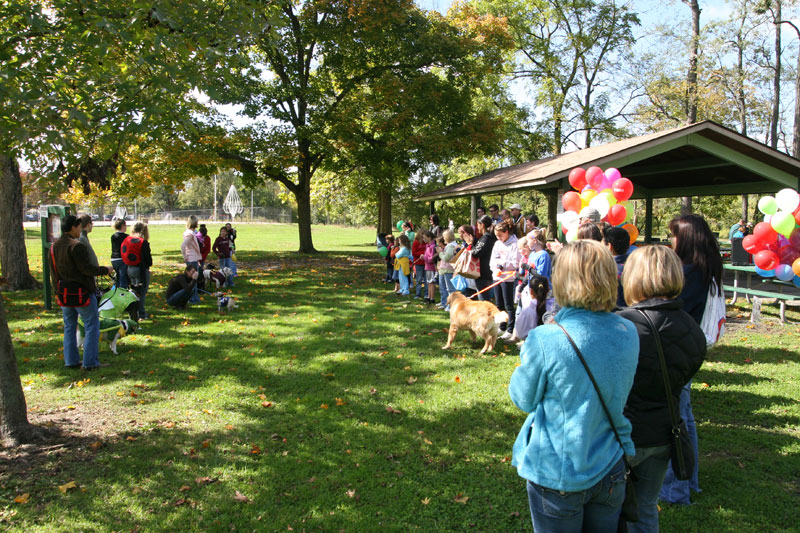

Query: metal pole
213,174,218,221
251,189,254,221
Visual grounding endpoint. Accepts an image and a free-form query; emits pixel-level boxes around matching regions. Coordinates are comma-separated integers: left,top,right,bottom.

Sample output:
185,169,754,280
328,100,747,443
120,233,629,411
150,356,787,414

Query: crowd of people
381,207,723,532
51,215,240,370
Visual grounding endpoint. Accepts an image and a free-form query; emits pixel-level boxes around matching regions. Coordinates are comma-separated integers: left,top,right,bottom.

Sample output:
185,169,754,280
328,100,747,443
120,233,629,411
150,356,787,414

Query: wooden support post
547,191,558,242
470,195,477,226
645,196,653,243
429,201,435,215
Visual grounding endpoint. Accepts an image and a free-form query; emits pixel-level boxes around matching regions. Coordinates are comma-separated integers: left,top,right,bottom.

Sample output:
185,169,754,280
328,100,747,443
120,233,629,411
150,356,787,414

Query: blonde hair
518,236,530,249
552,240,618,312
186,215,198,229
528,228,546,246
442,229,455,243
622,245,684,305
132,221,149,241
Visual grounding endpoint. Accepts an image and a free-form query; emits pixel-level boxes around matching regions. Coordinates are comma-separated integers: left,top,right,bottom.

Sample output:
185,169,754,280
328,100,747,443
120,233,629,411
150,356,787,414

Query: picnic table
724,264,799,323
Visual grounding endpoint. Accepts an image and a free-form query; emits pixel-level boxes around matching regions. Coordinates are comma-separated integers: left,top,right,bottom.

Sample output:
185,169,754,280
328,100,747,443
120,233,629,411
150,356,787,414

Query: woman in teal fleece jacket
509,239,640,533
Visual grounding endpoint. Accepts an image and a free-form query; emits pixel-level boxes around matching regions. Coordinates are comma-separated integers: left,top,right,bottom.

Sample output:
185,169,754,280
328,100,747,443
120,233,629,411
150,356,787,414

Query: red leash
469,271,516,299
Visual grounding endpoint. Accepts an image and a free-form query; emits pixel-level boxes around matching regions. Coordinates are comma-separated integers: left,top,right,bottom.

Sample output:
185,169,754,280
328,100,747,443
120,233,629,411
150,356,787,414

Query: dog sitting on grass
442,291,509,354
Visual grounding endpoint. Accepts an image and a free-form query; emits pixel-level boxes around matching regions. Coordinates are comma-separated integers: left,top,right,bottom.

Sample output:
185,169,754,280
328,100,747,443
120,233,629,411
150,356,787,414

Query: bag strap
554,322,626,453
636,309,682,431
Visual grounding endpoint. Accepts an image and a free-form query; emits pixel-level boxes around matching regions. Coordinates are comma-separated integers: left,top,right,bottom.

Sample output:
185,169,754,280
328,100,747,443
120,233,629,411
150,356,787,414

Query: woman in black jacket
466,215,496,301
616,245,706,532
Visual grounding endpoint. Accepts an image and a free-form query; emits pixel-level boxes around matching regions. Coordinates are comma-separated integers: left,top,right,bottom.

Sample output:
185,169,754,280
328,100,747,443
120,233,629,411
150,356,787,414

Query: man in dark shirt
603,226,634,308
51,215,113,370
110,218,129,288
165,265,199,309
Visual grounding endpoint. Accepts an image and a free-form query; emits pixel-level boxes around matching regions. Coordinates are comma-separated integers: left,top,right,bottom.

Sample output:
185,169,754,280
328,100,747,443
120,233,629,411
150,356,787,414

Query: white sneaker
435,303,445,309
500,331,512,340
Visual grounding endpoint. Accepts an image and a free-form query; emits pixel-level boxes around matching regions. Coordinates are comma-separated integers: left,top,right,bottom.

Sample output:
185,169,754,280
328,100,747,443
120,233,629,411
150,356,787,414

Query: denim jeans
112,259,129,289
414,264,426,297
439,272,454,307
495,281,516,333
398,270,410,295
627,445,671,533
660,382,700,504
62,294,100,368
527,458,626,533
385,262,394,282
219,257,234,286
135,269,150,318
167,288,192,308
185,261,200,302
475,278,494,301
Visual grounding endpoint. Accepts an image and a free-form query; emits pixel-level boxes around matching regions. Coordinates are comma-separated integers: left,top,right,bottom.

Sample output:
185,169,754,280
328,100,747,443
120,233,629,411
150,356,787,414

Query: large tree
208,0,512,251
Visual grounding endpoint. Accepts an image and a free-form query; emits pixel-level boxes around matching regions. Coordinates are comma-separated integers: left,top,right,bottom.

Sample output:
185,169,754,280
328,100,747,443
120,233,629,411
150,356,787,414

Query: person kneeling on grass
165,265,199,310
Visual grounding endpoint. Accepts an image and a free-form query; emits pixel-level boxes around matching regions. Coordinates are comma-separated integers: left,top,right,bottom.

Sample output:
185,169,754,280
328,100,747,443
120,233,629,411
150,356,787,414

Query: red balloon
778,245,800,267
562,191,582,213
754,250,780,270
611,178,634,202
606,204,627,226
742,234,764,254
586,166,605,189
793,204,800,225
753,222,778,245
569,167,587,190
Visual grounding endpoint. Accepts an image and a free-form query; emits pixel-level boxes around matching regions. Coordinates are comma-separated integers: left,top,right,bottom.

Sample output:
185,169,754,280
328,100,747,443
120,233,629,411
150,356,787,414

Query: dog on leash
77,318,137,355
203,266,233,289
217,295,237,313
442,291,509,354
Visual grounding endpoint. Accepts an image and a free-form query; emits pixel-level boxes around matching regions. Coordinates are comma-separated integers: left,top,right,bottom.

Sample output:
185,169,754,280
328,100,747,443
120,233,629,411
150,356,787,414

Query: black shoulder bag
555,322,638,528
637,310,695,481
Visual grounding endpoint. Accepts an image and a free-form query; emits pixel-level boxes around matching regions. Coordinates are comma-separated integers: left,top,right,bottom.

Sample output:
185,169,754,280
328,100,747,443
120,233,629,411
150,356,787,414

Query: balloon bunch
743,188,800,286
558,166,636,242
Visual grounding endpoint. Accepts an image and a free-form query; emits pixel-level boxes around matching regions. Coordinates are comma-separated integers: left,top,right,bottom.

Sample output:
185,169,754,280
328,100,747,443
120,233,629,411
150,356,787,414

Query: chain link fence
137,207,292,224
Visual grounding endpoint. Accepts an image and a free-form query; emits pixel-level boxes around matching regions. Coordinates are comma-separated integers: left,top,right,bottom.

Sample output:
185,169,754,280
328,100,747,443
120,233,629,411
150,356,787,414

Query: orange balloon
793,257,800,277
622,223,639,245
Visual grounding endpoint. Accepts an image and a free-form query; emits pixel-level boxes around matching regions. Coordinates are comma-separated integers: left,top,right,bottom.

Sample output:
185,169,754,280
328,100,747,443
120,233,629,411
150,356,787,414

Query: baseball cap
510,203,522,211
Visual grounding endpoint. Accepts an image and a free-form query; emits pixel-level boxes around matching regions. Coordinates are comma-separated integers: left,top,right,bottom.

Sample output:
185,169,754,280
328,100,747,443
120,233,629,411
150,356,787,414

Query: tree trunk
685,0,701,124
742,194,749,223
547,192,558,242
295,170,316,253
681,196,693,216
771,0,782,150
0,154,41,291
377,189,392,235
0,295,37,447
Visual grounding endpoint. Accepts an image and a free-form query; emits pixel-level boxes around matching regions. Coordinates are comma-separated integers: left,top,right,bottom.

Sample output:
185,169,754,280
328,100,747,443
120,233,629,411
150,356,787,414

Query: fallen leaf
179,485,191,492
234,490,251,503
195,476,215,485
58,481,78,494
346,489,356,498
700,383,710,388
335,398,346,406
454,376,461,383
421,497,430,505
202,439,212,448
14,493,29,504
261,401,273,408
369,388,378,395
453,493,469,504
385,405,401,414
89,441,102,451
320,403,329,409
407,376,417,385
251,445,262,455
423,438,433,445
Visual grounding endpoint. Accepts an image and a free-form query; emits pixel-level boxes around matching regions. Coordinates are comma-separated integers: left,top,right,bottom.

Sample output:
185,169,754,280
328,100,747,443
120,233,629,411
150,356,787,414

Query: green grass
1,223,799,532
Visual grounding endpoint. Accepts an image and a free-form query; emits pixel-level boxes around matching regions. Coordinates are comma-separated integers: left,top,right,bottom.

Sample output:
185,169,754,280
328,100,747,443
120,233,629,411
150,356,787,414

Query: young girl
423,231,437,303
412,231,427,299
130,222,153,320
383,235,396,283
513,275,555,343
437,230,458,310
393,234,412,296
212,227,234,287
528,229,552,280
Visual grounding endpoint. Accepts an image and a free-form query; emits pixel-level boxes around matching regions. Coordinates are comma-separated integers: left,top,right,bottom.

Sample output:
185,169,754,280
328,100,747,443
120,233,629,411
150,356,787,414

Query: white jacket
489,234,520,281
181,229,202,263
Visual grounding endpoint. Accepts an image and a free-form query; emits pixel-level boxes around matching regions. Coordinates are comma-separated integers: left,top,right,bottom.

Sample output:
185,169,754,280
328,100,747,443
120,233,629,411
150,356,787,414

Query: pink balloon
586,166,605,189
604,167,622,182
612,178,634,202
569,167,587,190
778,245,800,267
789,227,800,249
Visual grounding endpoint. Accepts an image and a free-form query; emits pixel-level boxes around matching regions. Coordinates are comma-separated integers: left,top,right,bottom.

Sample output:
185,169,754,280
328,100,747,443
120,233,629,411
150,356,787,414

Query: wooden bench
724,284,798,323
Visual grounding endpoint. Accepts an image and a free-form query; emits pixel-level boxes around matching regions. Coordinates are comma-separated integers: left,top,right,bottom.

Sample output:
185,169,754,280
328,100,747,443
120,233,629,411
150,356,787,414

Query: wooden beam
647,181,784,198
645,196,653,243
687,134,800,189
624,156,730,177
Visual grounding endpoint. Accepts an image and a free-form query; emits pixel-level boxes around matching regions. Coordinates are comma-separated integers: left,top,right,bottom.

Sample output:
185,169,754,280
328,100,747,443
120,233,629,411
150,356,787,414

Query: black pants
474,278,494,301
494,281,516,333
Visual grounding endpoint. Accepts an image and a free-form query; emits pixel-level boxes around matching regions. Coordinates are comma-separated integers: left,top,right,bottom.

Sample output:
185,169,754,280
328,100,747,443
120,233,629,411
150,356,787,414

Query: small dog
77,318,137,355
442,291,509,354
204,266,233,289
217,295,237,313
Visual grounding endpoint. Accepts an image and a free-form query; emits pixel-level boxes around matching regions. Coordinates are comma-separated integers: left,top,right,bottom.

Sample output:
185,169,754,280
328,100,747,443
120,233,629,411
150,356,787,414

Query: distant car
103,214,113,221
125,215,135,221
91,214,99,220
24,213,38,221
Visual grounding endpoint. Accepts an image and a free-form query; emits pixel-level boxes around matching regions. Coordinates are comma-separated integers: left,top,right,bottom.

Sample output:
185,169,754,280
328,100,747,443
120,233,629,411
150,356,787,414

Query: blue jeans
660,382,700,504
475,278,493,301
136,269,150,318
62,294,100,368
495,281,516,333
219,257,234,286
527,458,626,533
167,289,192,308
398,270,410,295
185,261,200,302
439,272,454,307
112,260,129,289
628,445,671,532
414,264,426,297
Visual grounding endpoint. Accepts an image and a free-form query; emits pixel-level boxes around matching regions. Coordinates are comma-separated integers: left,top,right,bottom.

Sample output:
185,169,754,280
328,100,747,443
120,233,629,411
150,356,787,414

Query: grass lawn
1,223,798,532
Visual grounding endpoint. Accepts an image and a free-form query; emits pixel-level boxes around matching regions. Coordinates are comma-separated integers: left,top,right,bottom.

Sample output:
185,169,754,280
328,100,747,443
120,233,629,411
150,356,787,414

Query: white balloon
763,214,772,223
559,211,579,227
566,228,579,242
775,188,800,212
589,195,610,218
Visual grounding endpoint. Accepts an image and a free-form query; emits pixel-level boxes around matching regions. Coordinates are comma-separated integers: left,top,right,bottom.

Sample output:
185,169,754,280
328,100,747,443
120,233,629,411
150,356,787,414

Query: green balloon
758,196,777,215
771,211,796,237
378,246,388,257
396,220,404,230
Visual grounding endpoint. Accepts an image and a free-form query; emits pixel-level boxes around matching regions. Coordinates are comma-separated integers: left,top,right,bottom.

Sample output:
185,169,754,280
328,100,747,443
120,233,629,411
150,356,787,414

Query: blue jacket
510,307,639,492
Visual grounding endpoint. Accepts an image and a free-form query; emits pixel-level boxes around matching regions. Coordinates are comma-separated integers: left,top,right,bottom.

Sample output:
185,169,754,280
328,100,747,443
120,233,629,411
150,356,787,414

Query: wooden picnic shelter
417,121,800,242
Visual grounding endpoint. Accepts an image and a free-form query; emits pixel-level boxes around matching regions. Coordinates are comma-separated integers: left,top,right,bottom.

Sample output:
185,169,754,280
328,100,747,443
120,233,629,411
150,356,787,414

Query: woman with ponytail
512,275,555,342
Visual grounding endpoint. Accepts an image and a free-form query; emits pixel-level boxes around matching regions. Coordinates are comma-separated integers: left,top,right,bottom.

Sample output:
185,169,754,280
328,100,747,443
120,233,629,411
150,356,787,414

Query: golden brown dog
442,291,510,354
